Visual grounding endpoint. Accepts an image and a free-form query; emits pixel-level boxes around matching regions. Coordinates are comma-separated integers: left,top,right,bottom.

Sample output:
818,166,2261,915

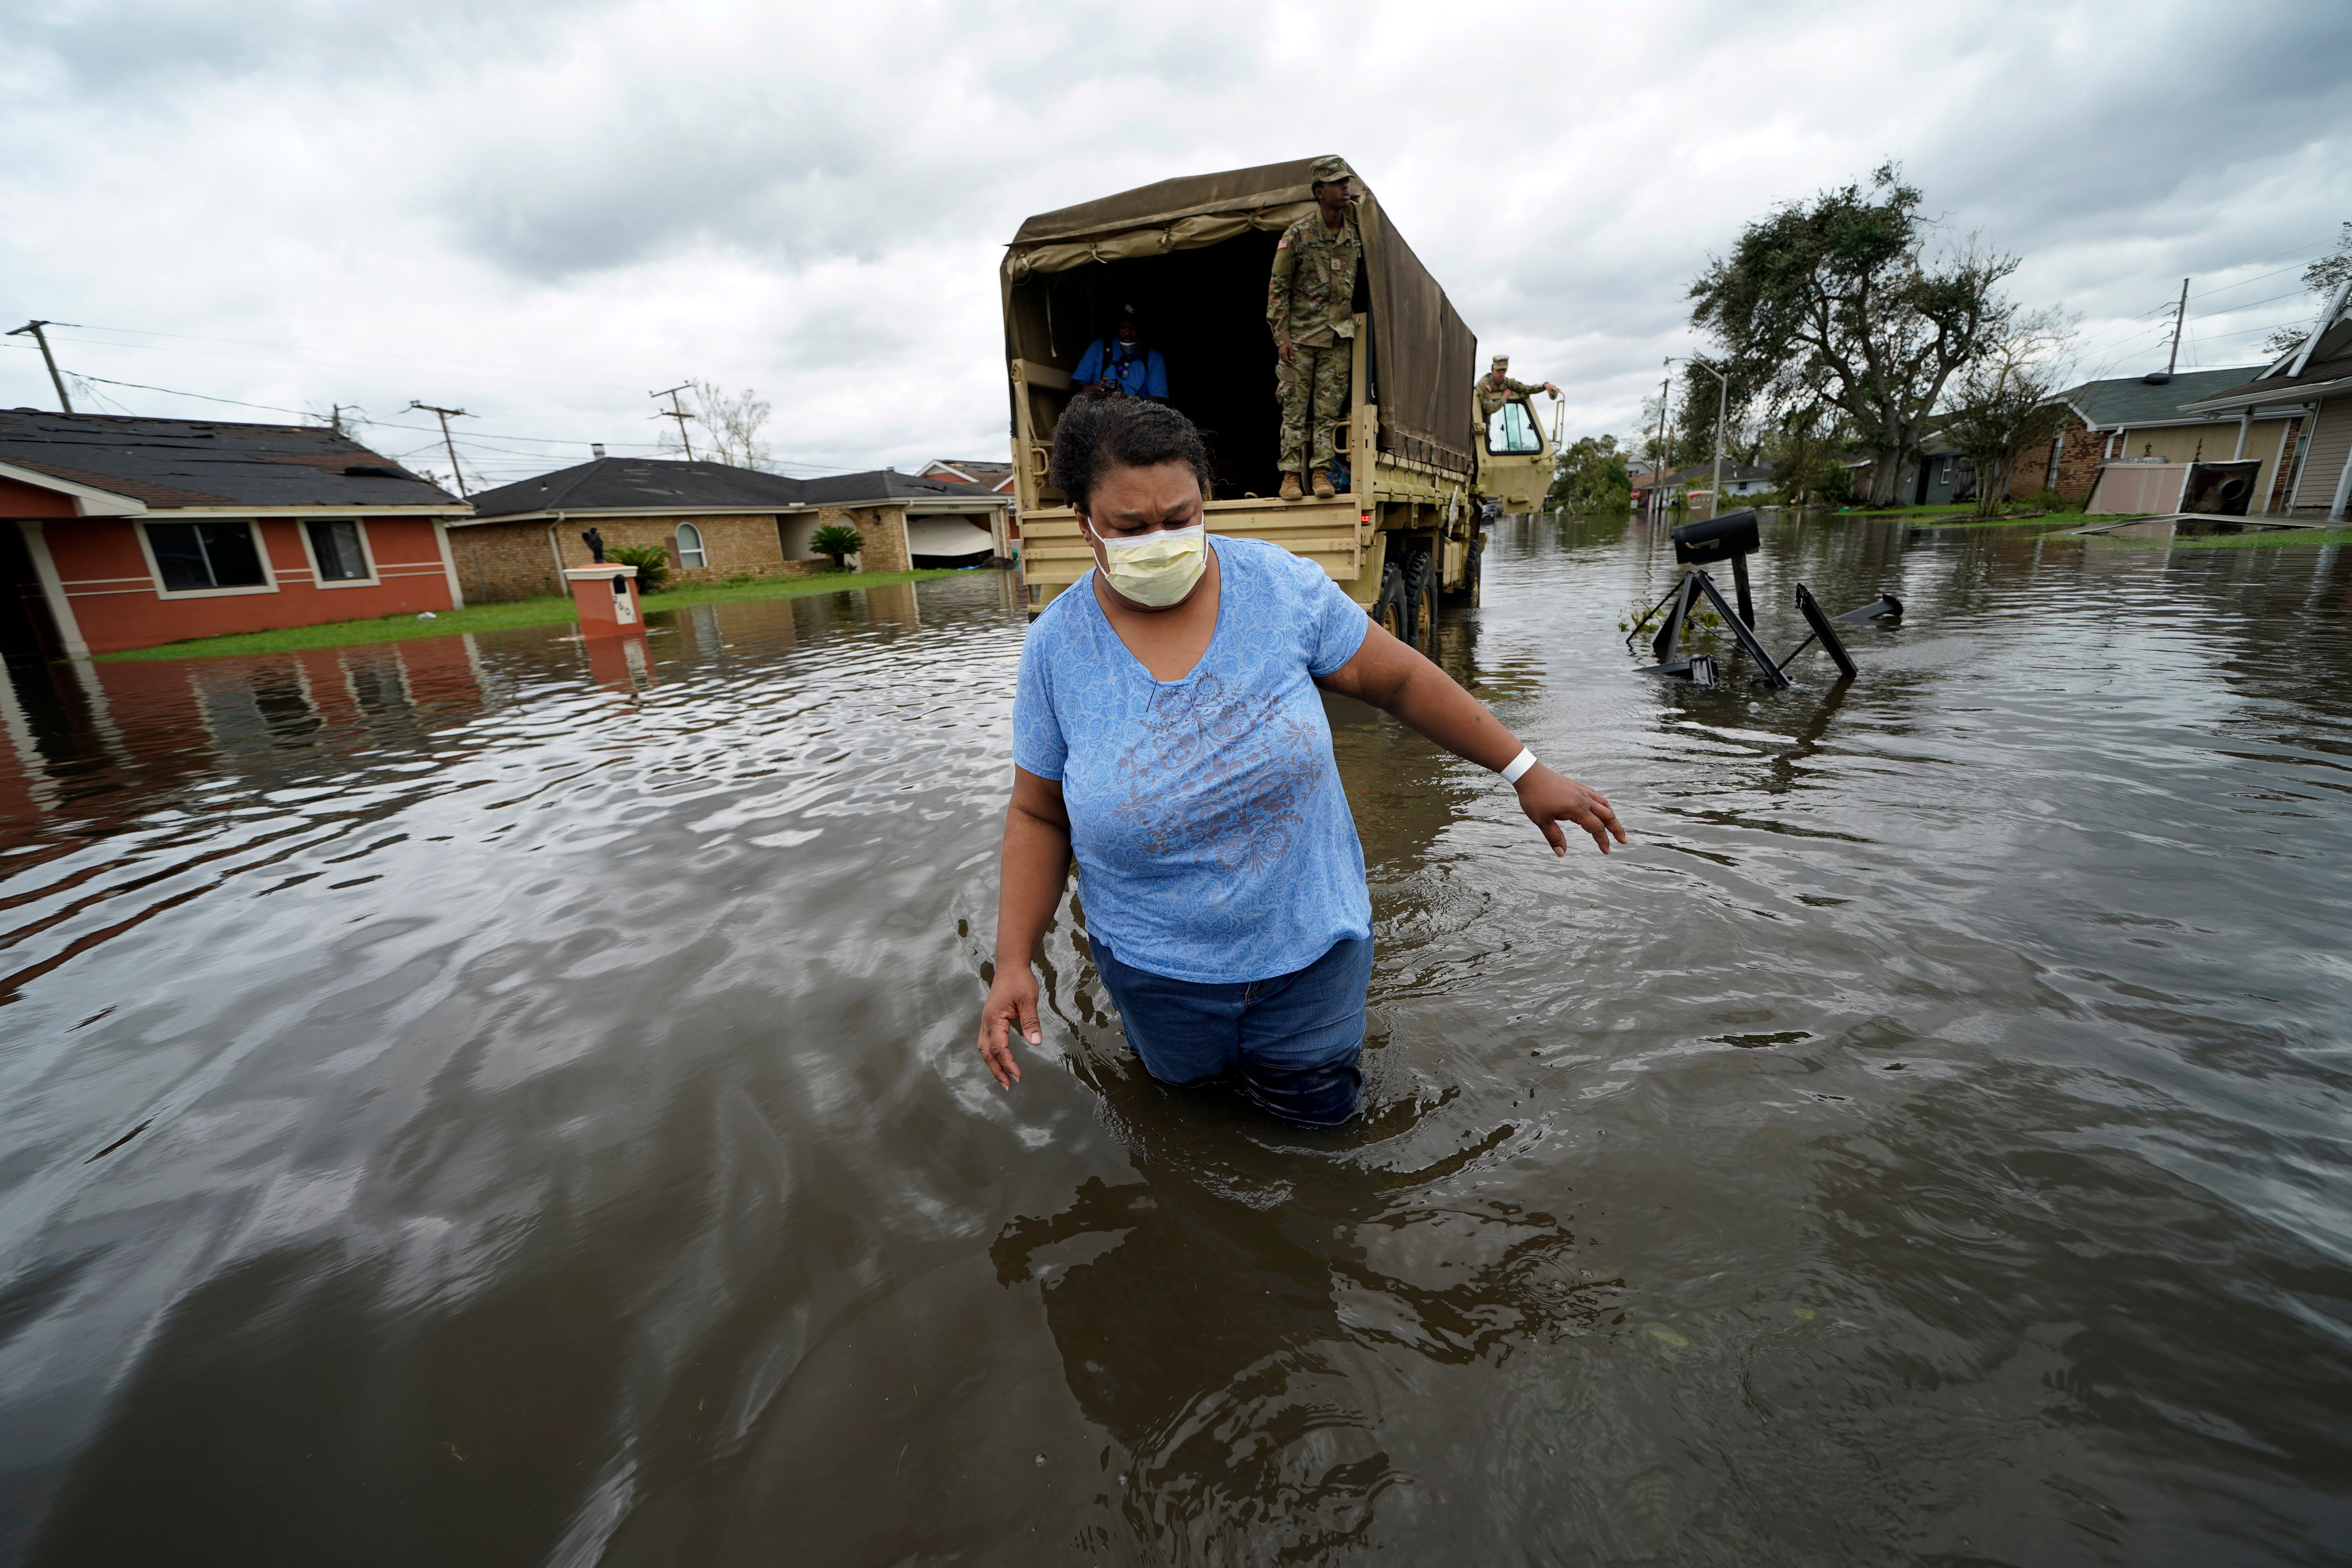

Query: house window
306,519,371,581
676,521,707,568
1939,459,1953,485
147,521,267,591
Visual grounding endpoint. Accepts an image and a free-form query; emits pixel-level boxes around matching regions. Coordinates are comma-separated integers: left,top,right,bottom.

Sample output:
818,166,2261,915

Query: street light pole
1670,356,1730,518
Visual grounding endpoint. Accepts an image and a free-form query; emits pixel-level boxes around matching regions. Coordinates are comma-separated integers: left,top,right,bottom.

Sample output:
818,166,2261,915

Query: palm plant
605,544,671,592
809,524,863,570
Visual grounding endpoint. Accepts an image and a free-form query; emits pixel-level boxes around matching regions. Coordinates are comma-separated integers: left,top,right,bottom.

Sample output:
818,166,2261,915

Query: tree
1764,397,1853,507
1936,310,2075,515
657,379,775,469
1671,360,1768,471
2263,221,2352,356
1632,390,1700,471
810,523,863,570
1548,434,1633,514
1689,164,2018,507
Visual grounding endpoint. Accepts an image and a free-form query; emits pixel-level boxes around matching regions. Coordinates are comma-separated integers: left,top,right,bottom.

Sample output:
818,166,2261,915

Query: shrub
810,523,864,570
2023,488,2079,514
606,544,671,592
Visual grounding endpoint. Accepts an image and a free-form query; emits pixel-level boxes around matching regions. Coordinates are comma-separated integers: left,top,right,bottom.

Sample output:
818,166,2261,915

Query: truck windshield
1486,400,1543,455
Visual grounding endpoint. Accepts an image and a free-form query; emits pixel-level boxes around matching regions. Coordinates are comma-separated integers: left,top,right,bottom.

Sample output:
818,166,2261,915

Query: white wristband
1498,747,1536,785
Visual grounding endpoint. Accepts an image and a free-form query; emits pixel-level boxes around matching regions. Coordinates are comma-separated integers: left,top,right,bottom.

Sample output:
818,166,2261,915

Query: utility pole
8,321,74,412
407,400,474,497
2166,278,2189,377
651,384,695,461
1652,365,1672,524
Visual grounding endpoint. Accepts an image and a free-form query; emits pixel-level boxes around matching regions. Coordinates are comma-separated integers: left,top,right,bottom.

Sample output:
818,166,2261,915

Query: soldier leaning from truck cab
1474,354,1559,436
1267,156,1362,503
1073,303,1169,403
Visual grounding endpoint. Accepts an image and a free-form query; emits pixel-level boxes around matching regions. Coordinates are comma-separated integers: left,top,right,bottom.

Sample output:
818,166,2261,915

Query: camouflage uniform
1474,370,1543,425
1268,167,1363,477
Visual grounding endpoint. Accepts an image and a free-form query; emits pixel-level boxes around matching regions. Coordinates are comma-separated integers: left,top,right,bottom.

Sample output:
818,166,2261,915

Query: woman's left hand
1515,765,1628,856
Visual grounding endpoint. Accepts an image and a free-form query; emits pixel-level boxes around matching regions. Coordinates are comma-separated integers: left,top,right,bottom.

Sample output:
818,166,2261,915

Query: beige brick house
2012,365,2311,511
2177,286,2352,520
448,459,1011,602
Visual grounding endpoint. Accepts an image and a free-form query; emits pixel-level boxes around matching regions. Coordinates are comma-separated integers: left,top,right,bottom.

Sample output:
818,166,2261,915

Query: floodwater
0,520,2348,1566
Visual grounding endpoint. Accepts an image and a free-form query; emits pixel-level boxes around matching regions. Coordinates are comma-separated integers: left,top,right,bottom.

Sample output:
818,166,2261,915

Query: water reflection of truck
1000,156,1555,646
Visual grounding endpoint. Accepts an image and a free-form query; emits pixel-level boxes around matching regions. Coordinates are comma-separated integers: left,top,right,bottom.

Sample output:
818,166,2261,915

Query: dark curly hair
1047,396,1214,515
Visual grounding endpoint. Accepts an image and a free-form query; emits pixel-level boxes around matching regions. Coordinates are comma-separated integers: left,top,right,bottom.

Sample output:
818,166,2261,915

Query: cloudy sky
4,0,2349,488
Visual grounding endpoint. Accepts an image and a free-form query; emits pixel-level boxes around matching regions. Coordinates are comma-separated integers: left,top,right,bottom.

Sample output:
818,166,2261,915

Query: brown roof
0,457,224,508
0,410,461,510
2178,352,2352,413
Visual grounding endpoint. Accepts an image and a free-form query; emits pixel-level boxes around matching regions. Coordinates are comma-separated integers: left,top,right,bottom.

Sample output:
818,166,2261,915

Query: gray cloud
3,0,2348,470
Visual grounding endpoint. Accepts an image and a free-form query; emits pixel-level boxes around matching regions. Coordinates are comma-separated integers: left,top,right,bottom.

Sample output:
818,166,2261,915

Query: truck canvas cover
1004,156,1478,475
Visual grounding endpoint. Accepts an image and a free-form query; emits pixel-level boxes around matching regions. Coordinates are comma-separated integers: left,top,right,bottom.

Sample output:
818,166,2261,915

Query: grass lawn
2085,526,2352,550
96,567,970,662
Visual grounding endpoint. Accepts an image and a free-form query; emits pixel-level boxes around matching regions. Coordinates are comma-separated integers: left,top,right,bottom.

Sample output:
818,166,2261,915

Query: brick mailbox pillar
565,564,642,636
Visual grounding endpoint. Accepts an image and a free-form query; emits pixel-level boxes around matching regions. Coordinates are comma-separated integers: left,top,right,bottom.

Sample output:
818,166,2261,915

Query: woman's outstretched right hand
976,965,1042,1088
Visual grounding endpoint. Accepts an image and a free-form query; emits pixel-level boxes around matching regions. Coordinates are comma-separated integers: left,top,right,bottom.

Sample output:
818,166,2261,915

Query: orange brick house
0,410,468,659
449,458,1010,602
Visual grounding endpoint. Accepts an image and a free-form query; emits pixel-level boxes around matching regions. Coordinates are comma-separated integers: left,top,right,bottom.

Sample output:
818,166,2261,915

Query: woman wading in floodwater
977,399,1626,1126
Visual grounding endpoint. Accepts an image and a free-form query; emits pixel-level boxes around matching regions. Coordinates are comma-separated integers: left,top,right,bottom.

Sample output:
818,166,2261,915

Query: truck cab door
1476,396,1553,515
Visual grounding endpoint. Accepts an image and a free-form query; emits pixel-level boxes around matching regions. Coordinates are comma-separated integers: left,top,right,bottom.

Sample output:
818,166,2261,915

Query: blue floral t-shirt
1013,537,1372,984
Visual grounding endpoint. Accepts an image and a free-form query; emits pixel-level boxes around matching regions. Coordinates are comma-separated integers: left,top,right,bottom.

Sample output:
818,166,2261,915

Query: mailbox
564,564,642,637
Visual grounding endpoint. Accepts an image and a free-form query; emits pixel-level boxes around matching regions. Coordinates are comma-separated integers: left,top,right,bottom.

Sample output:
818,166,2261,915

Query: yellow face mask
1089,523,1207,608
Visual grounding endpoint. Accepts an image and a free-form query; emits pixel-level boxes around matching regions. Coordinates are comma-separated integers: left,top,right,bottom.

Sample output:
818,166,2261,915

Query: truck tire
1403,548,1437,653
1372,562,1407,640
1467,535,1484,607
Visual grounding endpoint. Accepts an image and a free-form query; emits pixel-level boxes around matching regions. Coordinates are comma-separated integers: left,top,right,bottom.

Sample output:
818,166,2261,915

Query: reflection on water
1,531,2349,1564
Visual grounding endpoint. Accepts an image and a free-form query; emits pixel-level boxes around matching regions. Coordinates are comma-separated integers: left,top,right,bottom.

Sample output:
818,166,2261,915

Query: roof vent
343,464,407,478
2141,372,2173,385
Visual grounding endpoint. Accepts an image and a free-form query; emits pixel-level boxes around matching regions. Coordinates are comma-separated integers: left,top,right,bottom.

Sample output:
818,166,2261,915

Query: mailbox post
564,564,642,636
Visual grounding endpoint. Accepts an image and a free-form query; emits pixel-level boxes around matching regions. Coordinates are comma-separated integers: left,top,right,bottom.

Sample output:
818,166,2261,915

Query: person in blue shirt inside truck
1072,304,1169,403
976,396,1627,1128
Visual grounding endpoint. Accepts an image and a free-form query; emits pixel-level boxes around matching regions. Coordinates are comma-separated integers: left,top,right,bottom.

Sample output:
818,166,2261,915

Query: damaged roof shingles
0,410,459,509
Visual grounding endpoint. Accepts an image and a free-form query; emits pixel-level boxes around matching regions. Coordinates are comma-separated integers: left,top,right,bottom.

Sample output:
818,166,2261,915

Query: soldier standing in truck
1268,156,1362,502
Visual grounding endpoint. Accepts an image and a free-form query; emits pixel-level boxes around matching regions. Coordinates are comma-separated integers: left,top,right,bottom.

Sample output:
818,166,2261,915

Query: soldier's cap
1492,353,1510,367
1308,156,1352,186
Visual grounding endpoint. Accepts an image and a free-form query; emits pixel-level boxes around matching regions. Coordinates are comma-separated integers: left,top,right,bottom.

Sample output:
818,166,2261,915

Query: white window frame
675,521,708,568
296,517,381,589
134,517,281,600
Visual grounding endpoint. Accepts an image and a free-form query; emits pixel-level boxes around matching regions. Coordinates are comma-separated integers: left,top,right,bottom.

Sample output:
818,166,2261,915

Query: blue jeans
1089,935,1372,1128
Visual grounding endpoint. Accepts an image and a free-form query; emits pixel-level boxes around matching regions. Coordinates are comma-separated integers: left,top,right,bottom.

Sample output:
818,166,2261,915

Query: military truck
1001,156,1556,646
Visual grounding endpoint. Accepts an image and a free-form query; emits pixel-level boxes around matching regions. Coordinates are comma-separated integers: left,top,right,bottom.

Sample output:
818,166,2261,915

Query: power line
4,350,918,479
37,324,651,392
